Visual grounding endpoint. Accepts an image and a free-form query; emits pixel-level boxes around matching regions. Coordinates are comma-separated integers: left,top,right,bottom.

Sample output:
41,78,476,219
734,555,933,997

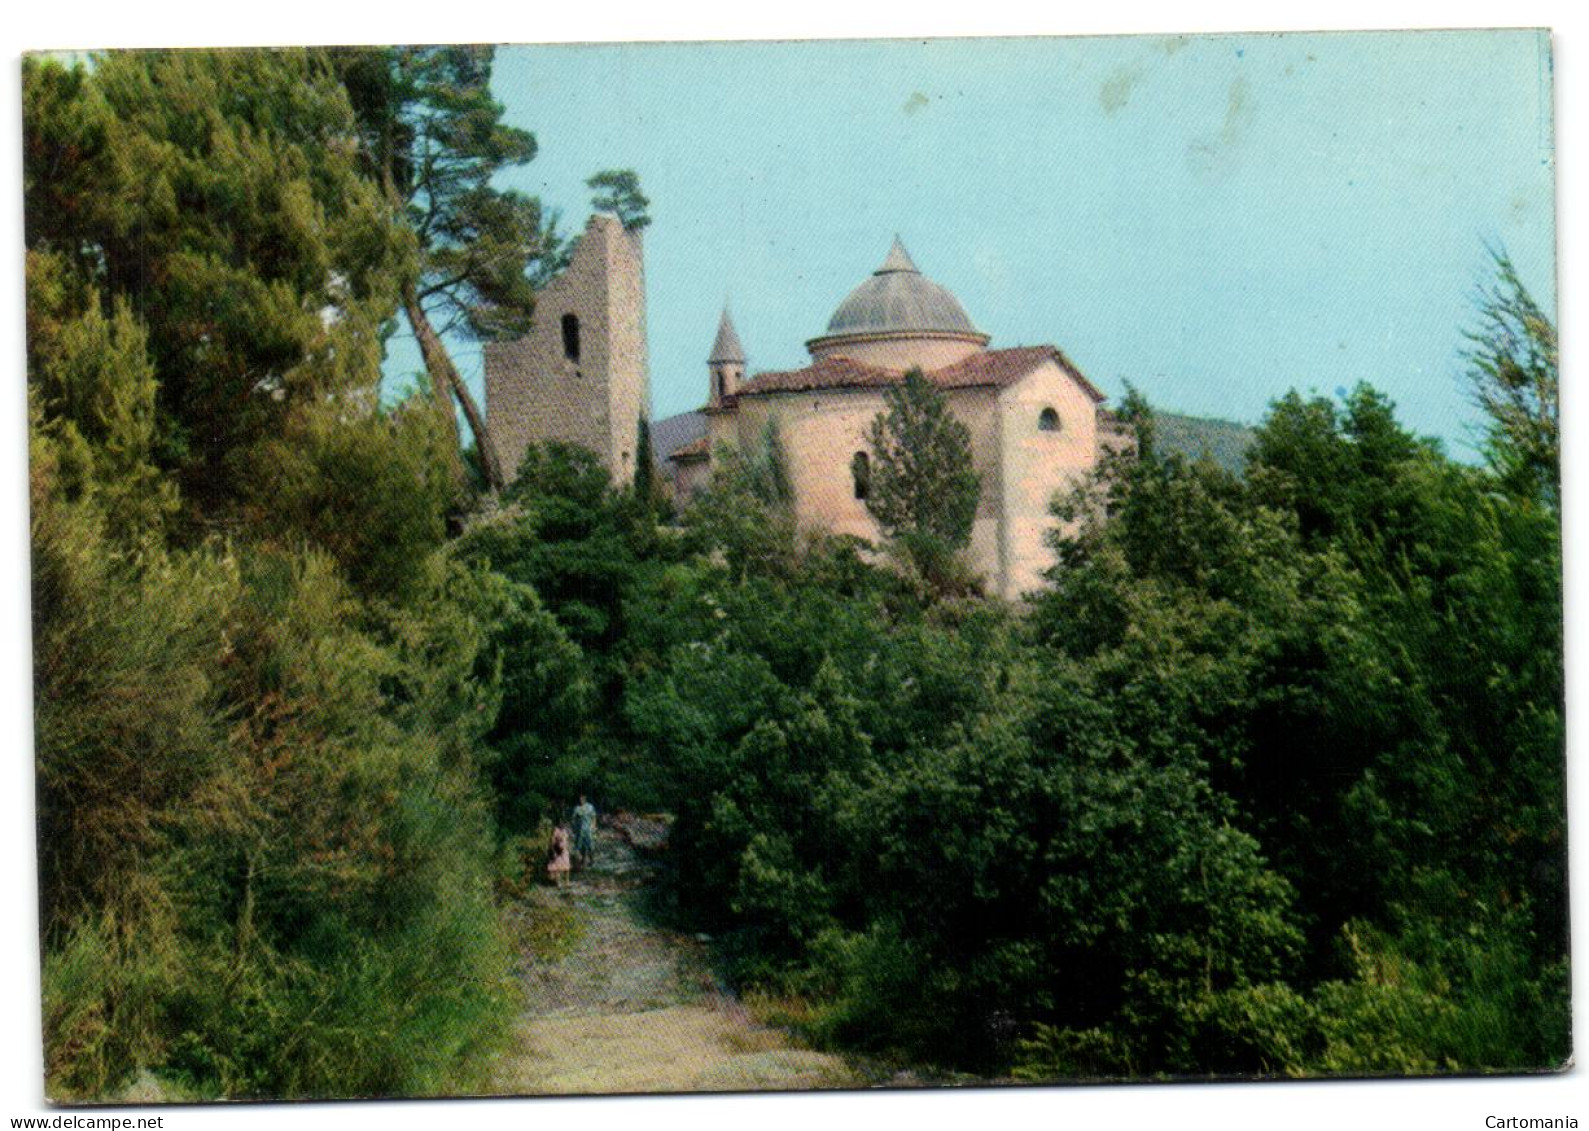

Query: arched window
715,372,726,400
561,313,581,362
1038,407,1061,432
851,451,871,501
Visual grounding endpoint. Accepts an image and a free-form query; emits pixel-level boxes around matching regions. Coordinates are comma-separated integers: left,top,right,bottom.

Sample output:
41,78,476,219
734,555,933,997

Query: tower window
851,451,871,501
561,313,581,362
1038,407,1061,432
716,372,726,400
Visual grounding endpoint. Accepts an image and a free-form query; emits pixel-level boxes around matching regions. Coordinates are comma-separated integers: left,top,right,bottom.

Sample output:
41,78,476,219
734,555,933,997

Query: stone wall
483,214,650,483
603,223,652,481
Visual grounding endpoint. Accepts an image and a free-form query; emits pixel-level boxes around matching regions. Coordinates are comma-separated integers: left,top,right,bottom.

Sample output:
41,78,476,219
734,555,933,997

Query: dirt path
487,823,859,1096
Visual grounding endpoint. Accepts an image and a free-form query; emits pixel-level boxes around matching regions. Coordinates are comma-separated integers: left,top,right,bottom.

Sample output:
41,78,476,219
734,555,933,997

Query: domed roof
822,237,982,339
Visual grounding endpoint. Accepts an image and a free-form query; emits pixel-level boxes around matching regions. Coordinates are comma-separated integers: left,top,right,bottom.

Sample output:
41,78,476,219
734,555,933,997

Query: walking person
572,794,598,870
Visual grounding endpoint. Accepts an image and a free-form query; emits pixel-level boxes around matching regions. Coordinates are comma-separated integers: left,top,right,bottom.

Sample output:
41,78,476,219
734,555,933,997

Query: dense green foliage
26,45,1564,1099
1022,379,1565,1075
26,49,528,1101
460,328,1563,1079
24,49,414,529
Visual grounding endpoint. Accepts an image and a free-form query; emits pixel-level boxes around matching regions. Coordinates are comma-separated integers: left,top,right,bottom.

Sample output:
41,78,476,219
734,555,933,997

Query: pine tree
25,51,515,1099
334,46,565,492
588,169,651,232
23,49,412,527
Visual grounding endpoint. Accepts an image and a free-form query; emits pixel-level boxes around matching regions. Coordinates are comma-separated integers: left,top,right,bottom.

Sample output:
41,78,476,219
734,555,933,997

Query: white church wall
997,361,1101,597
733,389,888,544
727,384,1012,593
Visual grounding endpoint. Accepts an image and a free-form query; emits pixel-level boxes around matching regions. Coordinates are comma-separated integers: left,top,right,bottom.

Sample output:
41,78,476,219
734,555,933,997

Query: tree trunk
402,282,506,493
446,355,507,492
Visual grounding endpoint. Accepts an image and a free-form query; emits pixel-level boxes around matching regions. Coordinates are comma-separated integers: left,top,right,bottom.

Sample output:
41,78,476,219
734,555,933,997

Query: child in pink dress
546,825,572,887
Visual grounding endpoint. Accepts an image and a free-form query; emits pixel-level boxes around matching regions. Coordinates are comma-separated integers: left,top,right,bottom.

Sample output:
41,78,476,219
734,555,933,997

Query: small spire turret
709,307,747,364
708,306,746,407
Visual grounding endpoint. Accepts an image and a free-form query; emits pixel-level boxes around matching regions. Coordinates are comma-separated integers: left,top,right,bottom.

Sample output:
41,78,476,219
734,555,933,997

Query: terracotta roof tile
926,345,1046,390
735,346,1105,403
669,435,711,461
651,410,707,467
735,355,900,396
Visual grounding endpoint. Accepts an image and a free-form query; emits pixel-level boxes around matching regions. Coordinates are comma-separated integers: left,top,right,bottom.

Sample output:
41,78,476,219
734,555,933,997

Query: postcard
20,30,1564,1105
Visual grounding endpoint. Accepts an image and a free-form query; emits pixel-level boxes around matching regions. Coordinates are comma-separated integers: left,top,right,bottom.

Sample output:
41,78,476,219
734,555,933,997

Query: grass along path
487,822,859,1095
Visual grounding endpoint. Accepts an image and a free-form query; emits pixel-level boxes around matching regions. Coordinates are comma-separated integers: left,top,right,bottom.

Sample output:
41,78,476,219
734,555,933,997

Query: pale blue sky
395,30,1555,457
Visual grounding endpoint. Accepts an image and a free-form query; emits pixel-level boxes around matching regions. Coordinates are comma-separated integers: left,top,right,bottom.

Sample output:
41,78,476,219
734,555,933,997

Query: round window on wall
1038,407,1061,432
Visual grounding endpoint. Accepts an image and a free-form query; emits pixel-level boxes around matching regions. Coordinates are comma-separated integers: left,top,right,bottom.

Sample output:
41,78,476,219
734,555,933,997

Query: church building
670,238,1122,599
482,218,1124,600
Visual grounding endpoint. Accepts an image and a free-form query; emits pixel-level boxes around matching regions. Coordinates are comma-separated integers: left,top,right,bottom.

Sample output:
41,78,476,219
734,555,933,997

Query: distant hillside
651,410,706,471
1155,412,1255,475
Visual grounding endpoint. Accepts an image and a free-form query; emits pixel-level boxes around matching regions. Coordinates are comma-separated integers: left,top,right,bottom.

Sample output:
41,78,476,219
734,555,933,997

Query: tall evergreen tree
864,370,980,587
634,415,657,504
23,49,413,528
334,46,564,492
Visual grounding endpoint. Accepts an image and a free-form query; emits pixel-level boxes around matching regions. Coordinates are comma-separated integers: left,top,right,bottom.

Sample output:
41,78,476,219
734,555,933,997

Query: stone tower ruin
483,212,651,484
